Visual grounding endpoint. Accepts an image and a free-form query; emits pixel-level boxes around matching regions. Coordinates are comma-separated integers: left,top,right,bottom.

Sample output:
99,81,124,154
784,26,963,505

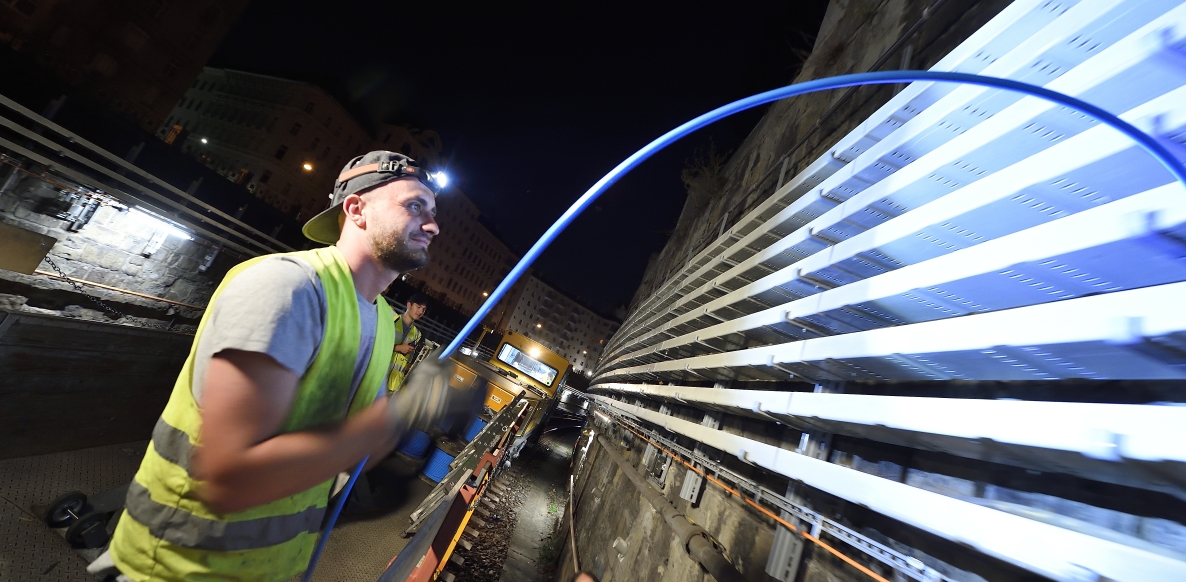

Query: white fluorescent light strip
596,396,1186,582
593,382,1186,464
129,208,192,240
607,76,1186,365
614,0,1081,341
608,0,1186,359
599,280,1186,380
604,182,1186,370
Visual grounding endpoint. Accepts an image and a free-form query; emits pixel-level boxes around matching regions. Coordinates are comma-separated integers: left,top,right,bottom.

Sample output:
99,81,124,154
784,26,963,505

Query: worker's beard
374,231,430,272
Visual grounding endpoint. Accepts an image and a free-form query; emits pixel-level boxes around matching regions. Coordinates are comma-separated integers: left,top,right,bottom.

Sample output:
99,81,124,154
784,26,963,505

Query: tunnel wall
593,1,1036,579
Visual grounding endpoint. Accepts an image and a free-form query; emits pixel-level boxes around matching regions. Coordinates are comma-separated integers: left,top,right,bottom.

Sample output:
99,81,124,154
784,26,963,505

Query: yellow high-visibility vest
109,246,395,582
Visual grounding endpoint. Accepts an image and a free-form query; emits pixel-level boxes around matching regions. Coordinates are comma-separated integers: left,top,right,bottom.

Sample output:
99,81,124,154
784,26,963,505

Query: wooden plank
0,309,193,349
0,348,185,377
0,322,192,354
0,312,186,458
0,221,56,274
0,312,17,340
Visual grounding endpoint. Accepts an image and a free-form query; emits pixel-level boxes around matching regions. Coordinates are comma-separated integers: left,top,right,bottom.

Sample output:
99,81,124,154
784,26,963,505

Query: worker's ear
340,194,365,228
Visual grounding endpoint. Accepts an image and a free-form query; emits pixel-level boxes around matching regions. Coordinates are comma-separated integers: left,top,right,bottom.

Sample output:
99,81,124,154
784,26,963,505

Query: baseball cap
302,151,443,245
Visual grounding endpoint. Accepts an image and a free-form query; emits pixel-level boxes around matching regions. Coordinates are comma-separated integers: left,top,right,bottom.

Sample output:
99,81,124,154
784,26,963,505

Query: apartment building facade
159,67,383,219
500,276,619,375
403,189,519,317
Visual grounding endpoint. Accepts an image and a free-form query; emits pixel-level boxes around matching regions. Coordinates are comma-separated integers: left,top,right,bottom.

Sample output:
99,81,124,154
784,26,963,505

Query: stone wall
557,430,917,582
0,167,230,330
558,433,777,582
629,0,1012,310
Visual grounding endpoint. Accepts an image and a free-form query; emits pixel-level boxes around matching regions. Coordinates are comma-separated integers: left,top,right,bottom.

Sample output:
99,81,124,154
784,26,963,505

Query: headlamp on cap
362,157,446,194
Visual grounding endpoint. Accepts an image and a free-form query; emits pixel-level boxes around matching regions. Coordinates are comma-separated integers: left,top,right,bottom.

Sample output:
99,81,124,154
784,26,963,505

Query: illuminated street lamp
536,323,542,329
482,291,489,297
302,162,314,172
200,138,208,144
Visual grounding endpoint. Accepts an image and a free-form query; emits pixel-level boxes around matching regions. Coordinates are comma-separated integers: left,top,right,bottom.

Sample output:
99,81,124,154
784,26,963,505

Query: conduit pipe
595,435,744,582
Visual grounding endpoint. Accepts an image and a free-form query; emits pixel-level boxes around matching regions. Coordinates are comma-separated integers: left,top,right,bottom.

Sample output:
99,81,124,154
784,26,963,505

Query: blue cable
305,70,1186,581
301,455,367,582
440,69,1186,359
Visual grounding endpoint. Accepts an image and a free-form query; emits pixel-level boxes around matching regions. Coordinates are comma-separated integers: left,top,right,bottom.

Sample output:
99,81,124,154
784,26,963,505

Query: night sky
210,1,830,316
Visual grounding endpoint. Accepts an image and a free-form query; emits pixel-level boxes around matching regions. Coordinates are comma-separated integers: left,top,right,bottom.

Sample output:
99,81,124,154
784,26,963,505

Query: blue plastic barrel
396,429,431,458
463,418,488,441
422,447,456,483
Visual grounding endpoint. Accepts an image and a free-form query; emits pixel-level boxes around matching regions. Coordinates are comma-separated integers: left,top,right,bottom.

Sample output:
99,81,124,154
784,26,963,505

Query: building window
274,145,288,160
260,170,272,184
310,137,320,150
304,101,314,113
289,122,302,136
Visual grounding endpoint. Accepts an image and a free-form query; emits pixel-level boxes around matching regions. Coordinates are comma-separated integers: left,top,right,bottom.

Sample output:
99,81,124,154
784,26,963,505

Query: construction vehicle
440,330,571,456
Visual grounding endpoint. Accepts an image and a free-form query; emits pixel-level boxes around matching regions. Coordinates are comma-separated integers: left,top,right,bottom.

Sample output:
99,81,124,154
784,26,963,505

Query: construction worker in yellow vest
89,151,454,582
388,292,427,394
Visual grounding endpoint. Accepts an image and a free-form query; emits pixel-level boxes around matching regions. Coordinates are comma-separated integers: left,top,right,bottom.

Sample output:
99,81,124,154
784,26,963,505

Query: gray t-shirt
192,256,379,413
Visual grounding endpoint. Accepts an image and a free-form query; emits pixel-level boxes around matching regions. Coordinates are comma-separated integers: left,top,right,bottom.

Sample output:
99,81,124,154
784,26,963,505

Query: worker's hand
393,343,415,355
385,350,447,435
385,348,482,436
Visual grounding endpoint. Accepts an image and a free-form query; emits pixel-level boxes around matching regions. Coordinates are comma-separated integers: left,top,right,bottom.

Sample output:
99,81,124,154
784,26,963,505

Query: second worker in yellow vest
388,292,428,394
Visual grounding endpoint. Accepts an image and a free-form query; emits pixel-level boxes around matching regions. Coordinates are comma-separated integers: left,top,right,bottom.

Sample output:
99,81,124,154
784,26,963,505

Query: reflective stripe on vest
150,417,193,469
109,246,396,582
124,480,324,551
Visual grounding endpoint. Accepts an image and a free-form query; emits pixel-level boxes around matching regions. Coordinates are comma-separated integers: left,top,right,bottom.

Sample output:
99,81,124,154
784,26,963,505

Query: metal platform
0,441,433,582
0,441,145,582
298,463,434,582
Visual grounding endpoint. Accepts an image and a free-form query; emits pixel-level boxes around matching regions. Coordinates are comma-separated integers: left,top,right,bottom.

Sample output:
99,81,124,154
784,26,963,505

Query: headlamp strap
338,160,416,184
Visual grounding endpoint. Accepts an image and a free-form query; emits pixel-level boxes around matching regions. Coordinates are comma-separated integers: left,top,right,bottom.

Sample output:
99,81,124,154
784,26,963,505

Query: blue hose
441,69,1186,359
304,70,1186,581
301,456,367,582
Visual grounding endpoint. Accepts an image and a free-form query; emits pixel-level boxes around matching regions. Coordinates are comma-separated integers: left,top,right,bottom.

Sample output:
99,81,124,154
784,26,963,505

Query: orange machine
445,330,571,440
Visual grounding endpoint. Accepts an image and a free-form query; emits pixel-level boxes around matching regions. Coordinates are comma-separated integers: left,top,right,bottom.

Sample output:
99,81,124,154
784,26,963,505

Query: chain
42,255,179,331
